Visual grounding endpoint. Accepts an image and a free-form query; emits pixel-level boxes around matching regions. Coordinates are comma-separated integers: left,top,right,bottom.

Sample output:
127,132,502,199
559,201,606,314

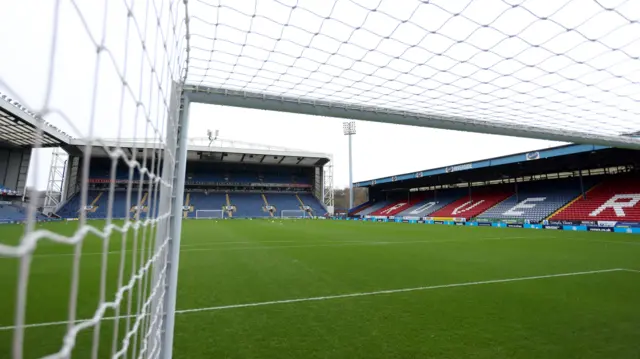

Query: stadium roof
0,94,329,167
65,138,331,167
187,145,330,166
0,95,71,148
355,144,639,189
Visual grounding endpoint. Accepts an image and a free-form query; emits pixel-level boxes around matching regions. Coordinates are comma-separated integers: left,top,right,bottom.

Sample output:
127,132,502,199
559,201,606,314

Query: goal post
281,210,308,219
195,210,225,220
1,1,189,358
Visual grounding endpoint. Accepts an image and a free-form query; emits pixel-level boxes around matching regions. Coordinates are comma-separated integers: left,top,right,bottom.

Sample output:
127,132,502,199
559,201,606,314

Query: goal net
2,0,640,358
281,210,308,219
1,1,187,358
195,210,225,220
182,0,640,147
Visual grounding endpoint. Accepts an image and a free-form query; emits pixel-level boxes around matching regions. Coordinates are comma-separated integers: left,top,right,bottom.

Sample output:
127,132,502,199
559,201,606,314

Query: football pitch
1,220,640,359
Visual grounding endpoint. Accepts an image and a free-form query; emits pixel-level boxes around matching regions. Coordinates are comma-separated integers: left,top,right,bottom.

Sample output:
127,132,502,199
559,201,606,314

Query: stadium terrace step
262,193,274,217
225,193,233,218
298,193,326,215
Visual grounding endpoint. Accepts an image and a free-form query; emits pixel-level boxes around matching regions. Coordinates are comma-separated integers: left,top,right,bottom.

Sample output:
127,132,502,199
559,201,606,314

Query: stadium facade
0,95,334,222
349,144,640,234
0,95,72,223
57,139,332,220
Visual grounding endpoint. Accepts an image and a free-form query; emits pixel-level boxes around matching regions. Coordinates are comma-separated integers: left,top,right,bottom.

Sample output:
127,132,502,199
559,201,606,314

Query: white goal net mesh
1,0,640,358
185,0,640,147
0,0,187,358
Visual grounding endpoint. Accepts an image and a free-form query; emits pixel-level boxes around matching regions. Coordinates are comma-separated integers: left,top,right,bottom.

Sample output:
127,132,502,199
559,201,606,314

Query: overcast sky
23,103,560,190
2,0,638,190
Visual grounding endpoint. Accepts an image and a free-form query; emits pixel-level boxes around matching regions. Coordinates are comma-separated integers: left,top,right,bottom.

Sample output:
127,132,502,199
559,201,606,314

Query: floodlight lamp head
342,121,356,135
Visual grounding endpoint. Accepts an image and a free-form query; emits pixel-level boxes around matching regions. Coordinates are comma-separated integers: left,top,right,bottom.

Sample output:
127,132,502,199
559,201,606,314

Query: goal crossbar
185,88,640,150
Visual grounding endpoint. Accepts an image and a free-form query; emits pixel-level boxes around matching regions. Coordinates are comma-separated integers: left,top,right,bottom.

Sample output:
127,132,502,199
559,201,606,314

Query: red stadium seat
369,194,427,216
551,177,640,222
429,191,512,219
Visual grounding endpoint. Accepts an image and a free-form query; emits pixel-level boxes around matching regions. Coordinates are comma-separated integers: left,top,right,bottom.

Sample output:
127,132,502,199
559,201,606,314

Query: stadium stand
352,144,640,227
368,193,427,216
396,189,467,217
56,190,159,219
0,184,44,223
551,176,640,222
353,200,392,216
0,202,48,223
477,178,598,222
298,193,326,214
182,192,325,218
57,189,326,219
0,186,19,196
348,201,373,216
428,187,513,219
88,159,314,186
57,148,329,219
264,193,304,215
56,193,81,218
187,192,227,218
230,193,268,218
0,203,27,222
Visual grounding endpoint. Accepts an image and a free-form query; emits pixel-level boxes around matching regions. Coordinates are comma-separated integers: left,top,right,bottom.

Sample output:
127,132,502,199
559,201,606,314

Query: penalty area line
1,268,635,331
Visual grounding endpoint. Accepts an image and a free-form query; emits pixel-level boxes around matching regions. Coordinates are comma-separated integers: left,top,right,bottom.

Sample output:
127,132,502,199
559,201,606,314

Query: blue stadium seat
477,178,597,222
395,189,467,217
230,193,269,217
355,201,393,216
187,192,227,218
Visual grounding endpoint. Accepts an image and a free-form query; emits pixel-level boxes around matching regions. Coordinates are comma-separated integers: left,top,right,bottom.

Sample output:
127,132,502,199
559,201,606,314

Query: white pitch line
0,267,632,331
176,268,625,312
621,268,640,273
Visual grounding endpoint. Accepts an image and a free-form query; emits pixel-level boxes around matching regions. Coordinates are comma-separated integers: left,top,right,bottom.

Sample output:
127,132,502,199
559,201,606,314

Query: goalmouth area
1,219,640,359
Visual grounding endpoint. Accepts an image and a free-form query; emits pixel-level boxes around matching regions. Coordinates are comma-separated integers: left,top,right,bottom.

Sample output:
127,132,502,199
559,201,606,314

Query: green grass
1,220,640,358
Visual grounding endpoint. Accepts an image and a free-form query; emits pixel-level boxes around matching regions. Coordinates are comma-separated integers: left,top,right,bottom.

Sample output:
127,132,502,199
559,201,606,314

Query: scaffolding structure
42,148,68,215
